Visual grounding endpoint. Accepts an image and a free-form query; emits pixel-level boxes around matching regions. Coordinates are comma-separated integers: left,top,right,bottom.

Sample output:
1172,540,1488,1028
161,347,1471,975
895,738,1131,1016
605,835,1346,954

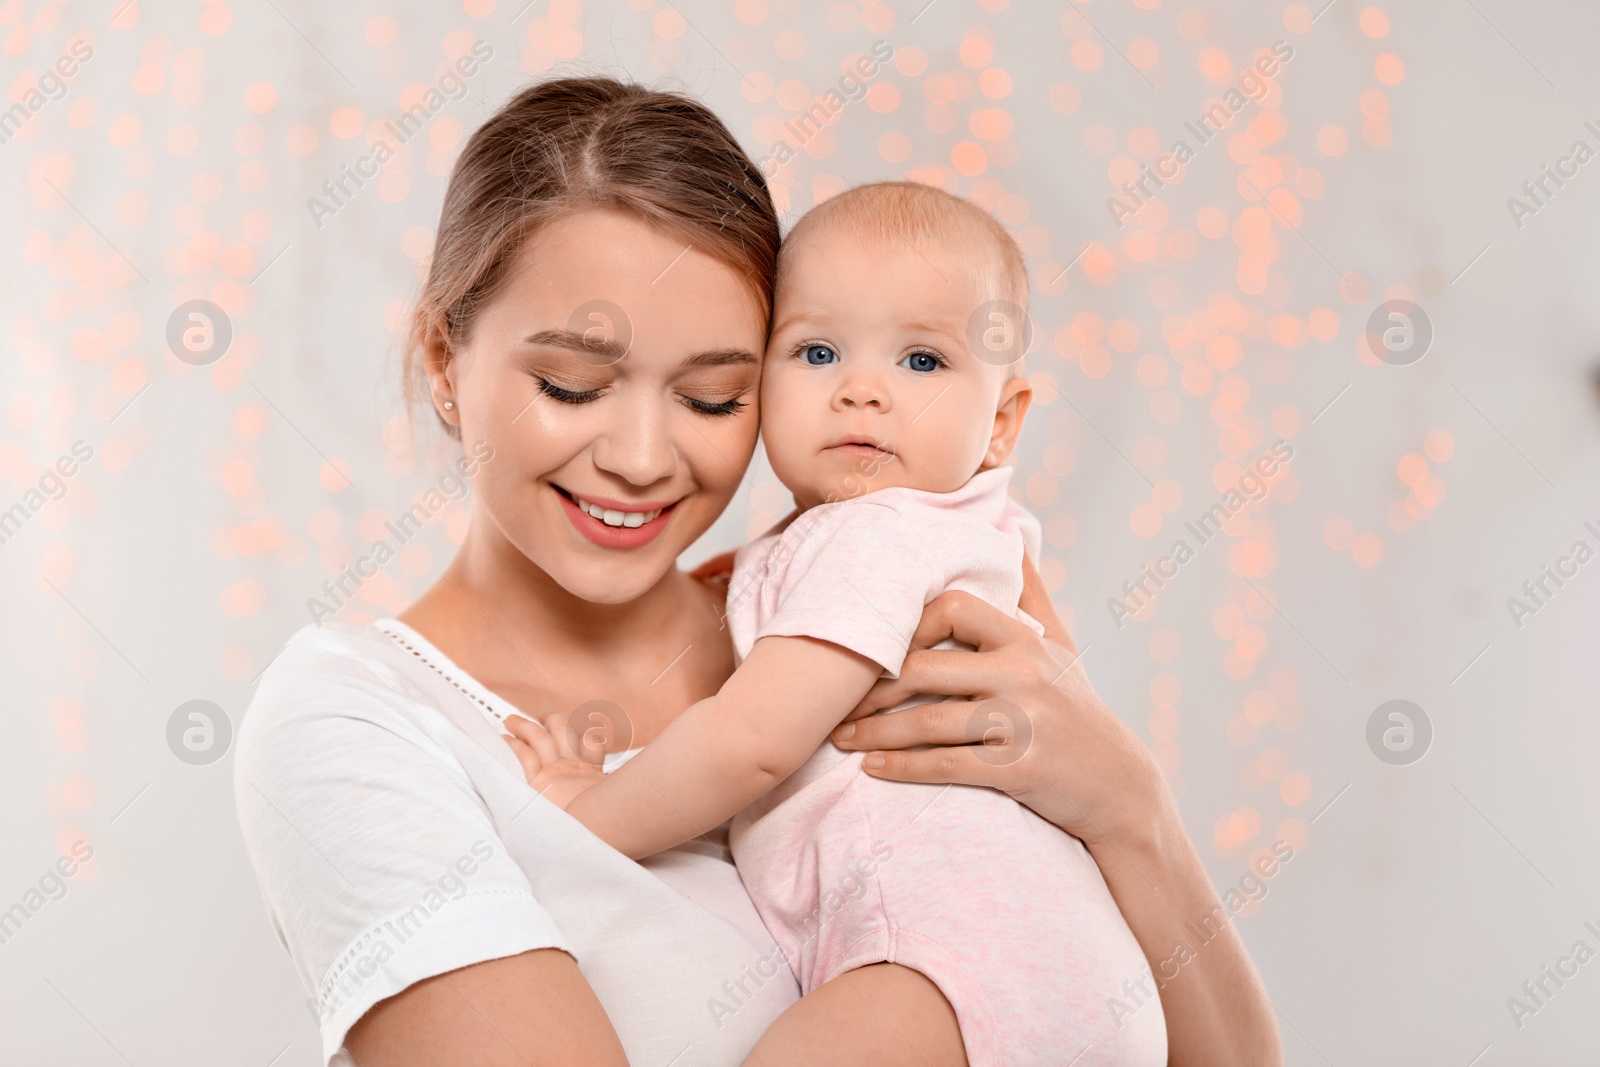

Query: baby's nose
836,377,888,409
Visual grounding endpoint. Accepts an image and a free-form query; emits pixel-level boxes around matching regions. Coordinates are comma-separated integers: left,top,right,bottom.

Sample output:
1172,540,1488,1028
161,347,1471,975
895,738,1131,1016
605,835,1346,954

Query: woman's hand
833,553,1283,1065
688,549,737,584
830,563,1163,851
504,712,606,811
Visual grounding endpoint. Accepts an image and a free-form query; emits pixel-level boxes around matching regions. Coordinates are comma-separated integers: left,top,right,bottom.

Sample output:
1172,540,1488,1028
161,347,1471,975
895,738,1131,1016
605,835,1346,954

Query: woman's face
438,208,767,604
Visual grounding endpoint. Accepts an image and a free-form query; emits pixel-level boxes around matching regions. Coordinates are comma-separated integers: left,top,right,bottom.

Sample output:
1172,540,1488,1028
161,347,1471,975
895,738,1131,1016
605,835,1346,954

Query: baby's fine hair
776,181,1030,377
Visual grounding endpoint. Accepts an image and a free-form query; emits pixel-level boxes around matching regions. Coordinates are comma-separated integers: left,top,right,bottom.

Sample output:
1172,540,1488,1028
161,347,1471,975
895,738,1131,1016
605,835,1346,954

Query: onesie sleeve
999,488,1044,563
755,500,943,677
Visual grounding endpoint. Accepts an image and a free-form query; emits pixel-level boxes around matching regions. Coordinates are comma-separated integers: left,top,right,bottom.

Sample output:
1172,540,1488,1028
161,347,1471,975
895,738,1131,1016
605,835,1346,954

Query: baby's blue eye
900,352,941,373
801,344,838,366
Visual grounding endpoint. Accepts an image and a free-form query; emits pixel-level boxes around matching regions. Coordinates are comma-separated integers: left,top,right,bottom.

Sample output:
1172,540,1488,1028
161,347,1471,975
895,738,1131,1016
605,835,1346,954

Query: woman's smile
553,483,680,548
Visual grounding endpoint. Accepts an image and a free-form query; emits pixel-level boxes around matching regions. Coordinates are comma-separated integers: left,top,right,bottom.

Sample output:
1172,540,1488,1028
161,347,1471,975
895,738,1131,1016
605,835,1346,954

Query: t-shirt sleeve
756,501,942,677
233,647,569,1064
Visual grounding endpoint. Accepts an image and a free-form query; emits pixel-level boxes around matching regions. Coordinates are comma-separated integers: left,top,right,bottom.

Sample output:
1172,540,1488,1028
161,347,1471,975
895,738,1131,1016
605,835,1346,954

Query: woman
233,76,1280,1066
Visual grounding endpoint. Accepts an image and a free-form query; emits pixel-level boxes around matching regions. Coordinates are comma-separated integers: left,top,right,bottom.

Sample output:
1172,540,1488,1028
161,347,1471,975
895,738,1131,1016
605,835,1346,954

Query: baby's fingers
544,710,613,767
504,713,558,765
542,711,587,764
502,733,543,784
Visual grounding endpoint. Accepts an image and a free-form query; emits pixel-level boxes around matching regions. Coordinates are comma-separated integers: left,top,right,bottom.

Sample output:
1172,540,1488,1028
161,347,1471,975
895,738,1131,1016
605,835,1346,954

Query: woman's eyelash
537,377,603,404
540,376,744,417
688,397,748,417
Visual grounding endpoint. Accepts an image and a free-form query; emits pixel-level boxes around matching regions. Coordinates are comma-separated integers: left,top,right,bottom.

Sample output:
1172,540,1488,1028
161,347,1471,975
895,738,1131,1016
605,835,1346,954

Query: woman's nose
591,390,680,487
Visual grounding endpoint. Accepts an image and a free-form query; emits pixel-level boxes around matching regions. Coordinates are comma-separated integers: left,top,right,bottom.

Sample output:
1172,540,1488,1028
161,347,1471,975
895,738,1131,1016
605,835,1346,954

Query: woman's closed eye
538,376,747,417
684,394,748,417
538,377,604,404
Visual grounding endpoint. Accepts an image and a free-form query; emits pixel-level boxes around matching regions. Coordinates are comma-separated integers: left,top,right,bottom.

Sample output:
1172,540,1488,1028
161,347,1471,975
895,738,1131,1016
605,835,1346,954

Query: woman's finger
846,649,998,719
833,699,984,748
907,589,1030,653
1018,551,1076,654
504,713,559,765
857,744,1013,791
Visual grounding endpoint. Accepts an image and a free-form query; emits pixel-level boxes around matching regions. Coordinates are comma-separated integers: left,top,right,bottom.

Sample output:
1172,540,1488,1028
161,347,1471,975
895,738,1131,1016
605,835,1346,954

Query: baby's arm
563,635,882,860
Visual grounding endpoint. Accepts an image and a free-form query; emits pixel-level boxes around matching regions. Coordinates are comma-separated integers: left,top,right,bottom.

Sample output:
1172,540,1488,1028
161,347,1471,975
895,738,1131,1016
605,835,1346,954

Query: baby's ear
982,374,1033,469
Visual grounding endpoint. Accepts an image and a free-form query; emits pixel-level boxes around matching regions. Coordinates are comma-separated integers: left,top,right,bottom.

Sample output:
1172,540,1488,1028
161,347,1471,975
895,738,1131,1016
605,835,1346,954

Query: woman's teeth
575,498,664,528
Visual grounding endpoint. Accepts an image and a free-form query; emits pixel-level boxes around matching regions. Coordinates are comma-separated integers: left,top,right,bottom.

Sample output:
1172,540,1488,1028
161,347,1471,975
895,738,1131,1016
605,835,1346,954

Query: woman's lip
556,487,681,512
555,487,676,549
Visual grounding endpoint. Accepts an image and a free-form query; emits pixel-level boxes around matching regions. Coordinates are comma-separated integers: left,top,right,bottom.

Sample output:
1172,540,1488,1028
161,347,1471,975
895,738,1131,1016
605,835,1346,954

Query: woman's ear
981,375,1033,469
422,323,461,430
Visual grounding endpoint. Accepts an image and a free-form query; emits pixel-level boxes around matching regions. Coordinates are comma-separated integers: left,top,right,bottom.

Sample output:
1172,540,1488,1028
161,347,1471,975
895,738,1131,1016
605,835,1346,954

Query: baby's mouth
825,436,894,456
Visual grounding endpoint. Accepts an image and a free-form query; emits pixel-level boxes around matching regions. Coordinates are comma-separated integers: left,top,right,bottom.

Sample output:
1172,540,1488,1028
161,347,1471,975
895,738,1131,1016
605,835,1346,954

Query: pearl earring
443,400,454,410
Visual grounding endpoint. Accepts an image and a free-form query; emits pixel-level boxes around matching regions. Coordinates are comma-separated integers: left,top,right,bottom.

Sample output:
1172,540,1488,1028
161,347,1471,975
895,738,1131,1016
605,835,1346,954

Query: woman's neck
428,522,701,647
397,517,732,736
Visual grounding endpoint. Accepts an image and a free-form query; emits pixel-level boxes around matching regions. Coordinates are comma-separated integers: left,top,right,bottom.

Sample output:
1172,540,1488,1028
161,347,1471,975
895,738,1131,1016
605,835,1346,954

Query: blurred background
2,0,1598,1063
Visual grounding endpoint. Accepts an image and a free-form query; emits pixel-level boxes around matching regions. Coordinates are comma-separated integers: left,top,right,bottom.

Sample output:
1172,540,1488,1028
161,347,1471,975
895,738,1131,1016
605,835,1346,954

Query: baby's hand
503,712,605,811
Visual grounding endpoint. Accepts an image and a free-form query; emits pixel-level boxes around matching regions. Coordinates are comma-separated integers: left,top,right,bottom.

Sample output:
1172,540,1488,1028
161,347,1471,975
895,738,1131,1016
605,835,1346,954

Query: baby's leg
741,963,968,1067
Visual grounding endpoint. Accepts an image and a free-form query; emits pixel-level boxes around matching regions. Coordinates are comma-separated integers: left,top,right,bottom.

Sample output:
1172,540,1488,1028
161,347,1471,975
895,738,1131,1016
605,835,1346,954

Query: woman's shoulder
235,621,434,774
251,621,411,707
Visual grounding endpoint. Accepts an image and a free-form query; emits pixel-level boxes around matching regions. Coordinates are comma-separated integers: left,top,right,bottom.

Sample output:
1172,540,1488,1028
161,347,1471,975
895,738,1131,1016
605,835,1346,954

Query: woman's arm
346,949,628,1066
509,635,882,859
235,659,634,1067
829,563,1283,1066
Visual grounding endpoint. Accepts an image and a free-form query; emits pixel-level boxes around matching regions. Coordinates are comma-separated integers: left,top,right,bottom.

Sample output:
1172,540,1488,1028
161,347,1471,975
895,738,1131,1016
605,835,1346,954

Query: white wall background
1,0,1597,1063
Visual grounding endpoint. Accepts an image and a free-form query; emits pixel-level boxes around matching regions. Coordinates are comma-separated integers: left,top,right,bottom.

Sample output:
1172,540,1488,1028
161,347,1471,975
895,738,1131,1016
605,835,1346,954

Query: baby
508,181,1165,1065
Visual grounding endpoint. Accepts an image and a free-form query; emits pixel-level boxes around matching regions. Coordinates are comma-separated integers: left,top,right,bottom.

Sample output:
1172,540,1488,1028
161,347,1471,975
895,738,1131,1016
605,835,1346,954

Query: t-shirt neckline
373,616,642,770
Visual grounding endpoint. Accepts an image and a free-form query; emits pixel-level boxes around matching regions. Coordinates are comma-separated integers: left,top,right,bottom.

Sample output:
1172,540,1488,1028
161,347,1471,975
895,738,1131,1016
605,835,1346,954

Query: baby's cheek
910,409,992,489
760,373,820,446
759,408,824,497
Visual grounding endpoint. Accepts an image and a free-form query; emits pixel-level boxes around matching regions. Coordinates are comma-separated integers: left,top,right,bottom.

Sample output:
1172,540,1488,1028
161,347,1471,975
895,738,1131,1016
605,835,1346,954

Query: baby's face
760,227,1027,509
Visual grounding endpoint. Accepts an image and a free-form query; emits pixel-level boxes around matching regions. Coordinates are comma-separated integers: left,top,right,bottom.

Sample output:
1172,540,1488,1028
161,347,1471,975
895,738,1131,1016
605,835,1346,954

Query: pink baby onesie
725,465,1167,1066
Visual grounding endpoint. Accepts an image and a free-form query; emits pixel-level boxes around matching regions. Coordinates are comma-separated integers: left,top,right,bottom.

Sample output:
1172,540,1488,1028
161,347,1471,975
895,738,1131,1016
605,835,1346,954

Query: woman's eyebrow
681,349,759,368
521,328,627,365
520,330,756,369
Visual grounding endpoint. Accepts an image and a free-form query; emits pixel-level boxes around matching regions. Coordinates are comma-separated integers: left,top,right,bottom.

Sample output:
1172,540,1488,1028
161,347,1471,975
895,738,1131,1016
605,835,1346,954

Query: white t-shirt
234,618,800,1066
